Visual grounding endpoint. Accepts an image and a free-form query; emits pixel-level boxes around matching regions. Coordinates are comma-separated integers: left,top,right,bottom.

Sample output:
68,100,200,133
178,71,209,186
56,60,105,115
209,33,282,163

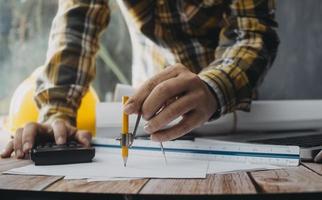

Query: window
0,0,132,115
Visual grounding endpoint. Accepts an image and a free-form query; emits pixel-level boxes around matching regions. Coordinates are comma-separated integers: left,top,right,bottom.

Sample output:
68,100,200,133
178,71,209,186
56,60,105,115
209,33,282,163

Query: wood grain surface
0,158,31,172
249,166,322,193
45,179,149,194
0,174,62,191
0,157,62,191
140,173,257,194
2,156,322,195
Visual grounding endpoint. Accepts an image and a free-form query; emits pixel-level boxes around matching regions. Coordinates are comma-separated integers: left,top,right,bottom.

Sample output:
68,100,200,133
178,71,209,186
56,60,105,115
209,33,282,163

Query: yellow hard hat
4,67,99,136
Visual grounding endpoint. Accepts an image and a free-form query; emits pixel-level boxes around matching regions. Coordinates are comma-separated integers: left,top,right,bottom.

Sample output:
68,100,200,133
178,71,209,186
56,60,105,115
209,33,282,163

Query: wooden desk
1,129,322,199
1,158,322,199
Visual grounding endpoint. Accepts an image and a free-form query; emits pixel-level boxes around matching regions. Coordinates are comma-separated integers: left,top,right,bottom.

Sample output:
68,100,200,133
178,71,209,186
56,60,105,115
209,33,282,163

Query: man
1,0,279,159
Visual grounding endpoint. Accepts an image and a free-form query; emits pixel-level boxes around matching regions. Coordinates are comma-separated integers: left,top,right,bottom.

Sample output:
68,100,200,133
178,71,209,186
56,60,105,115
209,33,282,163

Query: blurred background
258,0,322,100
0,0,321,115
0,0,132,115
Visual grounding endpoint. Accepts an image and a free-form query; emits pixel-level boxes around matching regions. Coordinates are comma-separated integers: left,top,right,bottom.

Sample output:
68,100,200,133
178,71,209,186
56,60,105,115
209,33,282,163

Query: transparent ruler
92,138,300,167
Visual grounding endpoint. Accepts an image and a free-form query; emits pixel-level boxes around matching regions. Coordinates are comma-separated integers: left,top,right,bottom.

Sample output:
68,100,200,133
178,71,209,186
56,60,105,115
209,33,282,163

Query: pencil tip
123,157,128,167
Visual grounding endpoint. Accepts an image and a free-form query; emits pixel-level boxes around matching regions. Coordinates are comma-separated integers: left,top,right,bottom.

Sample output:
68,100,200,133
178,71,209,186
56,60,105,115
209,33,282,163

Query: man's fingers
164,96,178,107
142,76,189,120
124,64,186,114
1,140,14,158
22,122,38,153
144,93,197,133
75,130,92,147
150,111,202,142
52,120,67,145
14,128,24,158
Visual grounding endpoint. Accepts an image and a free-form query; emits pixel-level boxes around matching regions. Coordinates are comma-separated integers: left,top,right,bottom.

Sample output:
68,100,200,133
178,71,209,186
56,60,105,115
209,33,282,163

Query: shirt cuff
37,104,77,126
198,68,251,120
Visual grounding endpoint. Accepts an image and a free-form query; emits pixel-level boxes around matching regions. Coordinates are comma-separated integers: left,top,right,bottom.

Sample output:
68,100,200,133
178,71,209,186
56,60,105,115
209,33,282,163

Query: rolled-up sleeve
198,0,279,119
34,0,110,125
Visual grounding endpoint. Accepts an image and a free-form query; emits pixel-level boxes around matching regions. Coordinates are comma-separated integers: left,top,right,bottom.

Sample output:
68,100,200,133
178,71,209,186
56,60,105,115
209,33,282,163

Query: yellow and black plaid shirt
35,0,279,125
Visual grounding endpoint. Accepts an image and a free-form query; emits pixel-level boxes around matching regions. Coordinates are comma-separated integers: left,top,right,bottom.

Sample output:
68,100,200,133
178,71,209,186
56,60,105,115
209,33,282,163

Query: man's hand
124,63,217,142
1,119,92,159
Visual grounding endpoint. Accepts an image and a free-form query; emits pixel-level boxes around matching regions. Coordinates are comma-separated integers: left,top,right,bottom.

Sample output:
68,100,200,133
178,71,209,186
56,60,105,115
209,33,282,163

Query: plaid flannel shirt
35,0,279,125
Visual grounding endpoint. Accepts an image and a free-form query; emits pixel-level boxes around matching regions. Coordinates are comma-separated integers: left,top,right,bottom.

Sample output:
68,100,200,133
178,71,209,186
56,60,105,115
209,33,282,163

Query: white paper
4,147,208,179
93,138,299,167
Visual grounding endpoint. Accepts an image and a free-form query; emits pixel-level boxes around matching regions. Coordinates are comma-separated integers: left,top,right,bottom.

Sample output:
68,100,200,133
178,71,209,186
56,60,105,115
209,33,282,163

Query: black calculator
30,141,95,165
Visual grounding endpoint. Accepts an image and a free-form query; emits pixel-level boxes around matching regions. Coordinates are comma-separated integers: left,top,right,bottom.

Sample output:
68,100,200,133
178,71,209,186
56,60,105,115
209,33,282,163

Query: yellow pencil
122,96,129,167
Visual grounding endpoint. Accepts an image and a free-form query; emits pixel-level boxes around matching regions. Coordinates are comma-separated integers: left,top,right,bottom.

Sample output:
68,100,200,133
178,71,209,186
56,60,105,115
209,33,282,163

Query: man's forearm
198,0,279,118
34,0,110,125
